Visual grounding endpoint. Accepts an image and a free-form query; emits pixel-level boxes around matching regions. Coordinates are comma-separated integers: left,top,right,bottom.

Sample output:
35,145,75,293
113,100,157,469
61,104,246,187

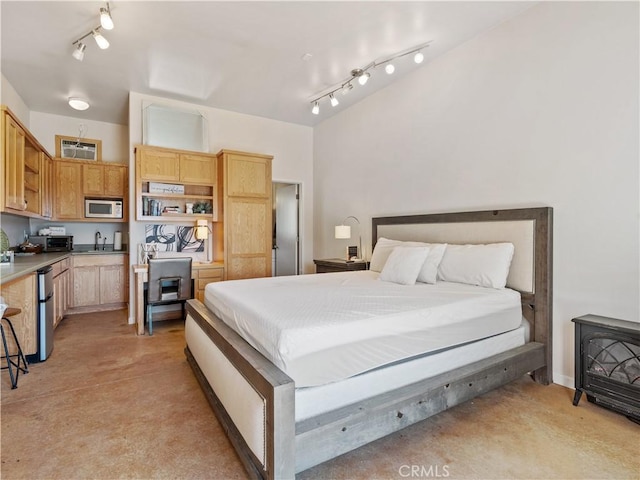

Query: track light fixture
309,41,432,115
70,3,114,61
100,4,114,30
92,30,110,49
72,42,87,61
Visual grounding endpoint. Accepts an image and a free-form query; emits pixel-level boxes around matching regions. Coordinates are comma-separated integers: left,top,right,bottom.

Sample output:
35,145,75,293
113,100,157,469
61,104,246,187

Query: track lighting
92,30,109,49
100,4,114,30
309,41,431,115
72,42,86,61
70,3,113,61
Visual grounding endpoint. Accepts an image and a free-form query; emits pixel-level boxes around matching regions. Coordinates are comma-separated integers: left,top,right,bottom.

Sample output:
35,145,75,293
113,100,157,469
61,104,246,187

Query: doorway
273,182,300,276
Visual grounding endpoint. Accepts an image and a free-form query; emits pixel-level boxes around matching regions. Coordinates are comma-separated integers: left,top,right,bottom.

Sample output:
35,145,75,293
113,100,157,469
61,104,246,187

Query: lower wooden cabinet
0,273,37,356
70,254,128,314
194,264,224,302
51,257,71,328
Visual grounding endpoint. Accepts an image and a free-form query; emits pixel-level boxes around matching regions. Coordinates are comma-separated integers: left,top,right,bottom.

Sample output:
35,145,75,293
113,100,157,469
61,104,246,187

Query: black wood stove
572,314,640,423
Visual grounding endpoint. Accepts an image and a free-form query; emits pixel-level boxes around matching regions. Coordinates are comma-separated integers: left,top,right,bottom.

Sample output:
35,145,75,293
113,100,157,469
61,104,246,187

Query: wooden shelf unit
1,105,51,218
135,145,218,222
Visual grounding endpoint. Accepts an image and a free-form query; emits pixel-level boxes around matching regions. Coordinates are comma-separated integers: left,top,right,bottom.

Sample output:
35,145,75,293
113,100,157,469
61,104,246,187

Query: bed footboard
185,299,295,480
295,342,545,473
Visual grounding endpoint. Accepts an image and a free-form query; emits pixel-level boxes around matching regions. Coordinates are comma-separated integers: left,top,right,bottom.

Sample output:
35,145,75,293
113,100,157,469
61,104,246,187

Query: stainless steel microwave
85,198,123,219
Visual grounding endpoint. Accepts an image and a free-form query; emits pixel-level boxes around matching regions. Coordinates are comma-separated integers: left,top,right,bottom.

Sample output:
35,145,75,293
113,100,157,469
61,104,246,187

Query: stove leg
572,389,582,406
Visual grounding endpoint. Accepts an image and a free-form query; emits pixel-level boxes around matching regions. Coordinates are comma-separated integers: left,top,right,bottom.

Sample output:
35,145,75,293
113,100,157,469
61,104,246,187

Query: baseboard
553,372,574,389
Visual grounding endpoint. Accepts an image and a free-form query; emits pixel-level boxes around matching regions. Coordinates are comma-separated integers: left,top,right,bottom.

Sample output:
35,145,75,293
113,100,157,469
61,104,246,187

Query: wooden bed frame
184,207,553,479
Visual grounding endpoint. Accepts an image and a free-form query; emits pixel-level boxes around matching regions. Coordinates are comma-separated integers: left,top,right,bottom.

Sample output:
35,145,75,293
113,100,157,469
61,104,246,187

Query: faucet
103,236,107,251
95,231,101,250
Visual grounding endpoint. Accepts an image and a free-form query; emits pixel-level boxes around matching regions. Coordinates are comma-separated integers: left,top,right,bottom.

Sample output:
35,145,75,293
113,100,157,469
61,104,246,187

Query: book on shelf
162,206,181,214
142,197,164,216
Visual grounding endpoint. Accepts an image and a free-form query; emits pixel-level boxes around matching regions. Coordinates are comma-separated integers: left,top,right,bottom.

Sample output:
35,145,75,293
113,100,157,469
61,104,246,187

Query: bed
184,207,553,479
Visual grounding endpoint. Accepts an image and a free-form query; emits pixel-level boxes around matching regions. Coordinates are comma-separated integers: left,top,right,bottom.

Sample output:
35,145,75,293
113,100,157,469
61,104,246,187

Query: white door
274,183,299,276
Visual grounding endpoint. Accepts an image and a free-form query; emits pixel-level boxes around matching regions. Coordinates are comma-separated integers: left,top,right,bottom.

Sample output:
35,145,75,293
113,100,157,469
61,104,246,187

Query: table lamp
335,216,362,261
195,219,210,262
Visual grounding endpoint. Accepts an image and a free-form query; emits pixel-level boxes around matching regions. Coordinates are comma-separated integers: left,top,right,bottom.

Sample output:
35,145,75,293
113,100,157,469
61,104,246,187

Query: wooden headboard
372,207,553,384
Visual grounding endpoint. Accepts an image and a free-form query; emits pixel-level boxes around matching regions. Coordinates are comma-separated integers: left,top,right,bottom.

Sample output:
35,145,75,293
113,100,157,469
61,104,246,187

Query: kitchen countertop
0,248,129,285
0,252,70,285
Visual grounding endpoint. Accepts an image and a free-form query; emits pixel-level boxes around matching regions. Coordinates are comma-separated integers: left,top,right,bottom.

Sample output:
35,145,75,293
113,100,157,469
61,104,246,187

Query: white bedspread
204,271,522,387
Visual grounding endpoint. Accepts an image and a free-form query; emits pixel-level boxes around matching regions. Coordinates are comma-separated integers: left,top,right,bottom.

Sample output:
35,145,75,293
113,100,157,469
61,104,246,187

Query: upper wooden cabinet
83,163,127,197
104,165,128,197
221,150,272,199
54,158,128,222
137,147,180,182
135,145,217,222
41,153,53,219
1,106,50,218
137,145,215,184
54,160,83,220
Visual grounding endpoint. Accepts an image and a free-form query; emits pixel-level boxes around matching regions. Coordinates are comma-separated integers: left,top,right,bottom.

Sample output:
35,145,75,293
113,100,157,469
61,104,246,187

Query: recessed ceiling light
68,98,90,111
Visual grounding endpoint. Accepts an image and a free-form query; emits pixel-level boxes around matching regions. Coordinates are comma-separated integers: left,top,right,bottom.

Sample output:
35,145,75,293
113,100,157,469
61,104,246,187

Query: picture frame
55,134,102,161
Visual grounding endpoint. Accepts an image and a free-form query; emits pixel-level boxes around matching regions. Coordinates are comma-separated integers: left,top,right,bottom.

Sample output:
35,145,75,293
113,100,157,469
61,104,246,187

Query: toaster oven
29,235,74,252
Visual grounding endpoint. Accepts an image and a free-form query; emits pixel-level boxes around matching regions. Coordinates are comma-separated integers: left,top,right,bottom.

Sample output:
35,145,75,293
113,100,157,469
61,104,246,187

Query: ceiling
1,1,535,127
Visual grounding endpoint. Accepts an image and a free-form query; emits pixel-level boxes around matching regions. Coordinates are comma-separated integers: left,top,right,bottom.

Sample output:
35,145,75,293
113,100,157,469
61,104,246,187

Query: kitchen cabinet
54,160,83,219
3,112,26,211
70,254,128,313
215,149,273,280
41,153,53,219
104,164,128,197
1,106,51,218
135,145,217,222
83,163,127,197
54,159,128,222
51,257,71,327
0,273,37,356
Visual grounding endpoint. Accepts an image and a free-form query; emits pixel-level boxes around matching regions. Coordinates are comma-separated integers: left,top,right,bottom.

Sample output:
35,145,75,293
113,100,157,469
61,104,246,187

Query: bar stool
1,307,29,389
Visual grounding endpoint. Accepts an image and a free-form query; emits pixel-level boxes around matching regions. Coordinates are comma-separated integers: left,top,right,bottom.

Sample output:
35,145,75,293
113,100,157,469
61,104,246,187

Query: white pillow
370,237,447,284
437,243,515,289
416,243,448,284
379,246,431,285
370,237,402,272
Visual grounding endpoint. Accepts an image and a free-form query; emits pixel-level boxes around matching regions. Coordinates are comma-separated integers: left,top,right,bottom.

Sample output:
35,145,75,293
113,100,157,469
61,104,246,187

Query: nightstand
313,258,368,273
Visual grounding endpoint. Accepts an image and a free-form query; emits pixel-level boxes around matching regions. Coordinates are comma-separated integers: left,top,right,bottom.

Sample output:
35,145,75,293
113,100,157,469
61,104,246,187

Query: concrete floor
1,309,638,480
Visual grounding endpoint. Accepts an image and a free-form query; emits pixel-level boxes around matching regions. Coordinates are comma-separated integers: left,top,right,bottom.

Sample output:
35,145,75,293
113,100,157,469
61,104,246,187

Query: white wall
313,2,639,387
1,74,30,127
128,92,314,322
29,112,129,163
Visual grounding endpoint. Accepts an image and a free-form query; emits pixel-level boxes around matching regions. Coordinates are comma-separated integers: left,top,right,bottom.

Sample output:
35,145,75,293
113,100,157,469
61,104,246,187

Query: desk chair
145,257,193,335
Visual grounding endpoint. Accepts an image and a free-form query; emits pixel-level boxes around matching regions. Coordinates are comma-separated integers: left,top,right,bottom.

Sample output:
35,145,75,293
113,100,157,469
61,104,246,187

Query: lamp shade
195,220,209,240
335,225,351,239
